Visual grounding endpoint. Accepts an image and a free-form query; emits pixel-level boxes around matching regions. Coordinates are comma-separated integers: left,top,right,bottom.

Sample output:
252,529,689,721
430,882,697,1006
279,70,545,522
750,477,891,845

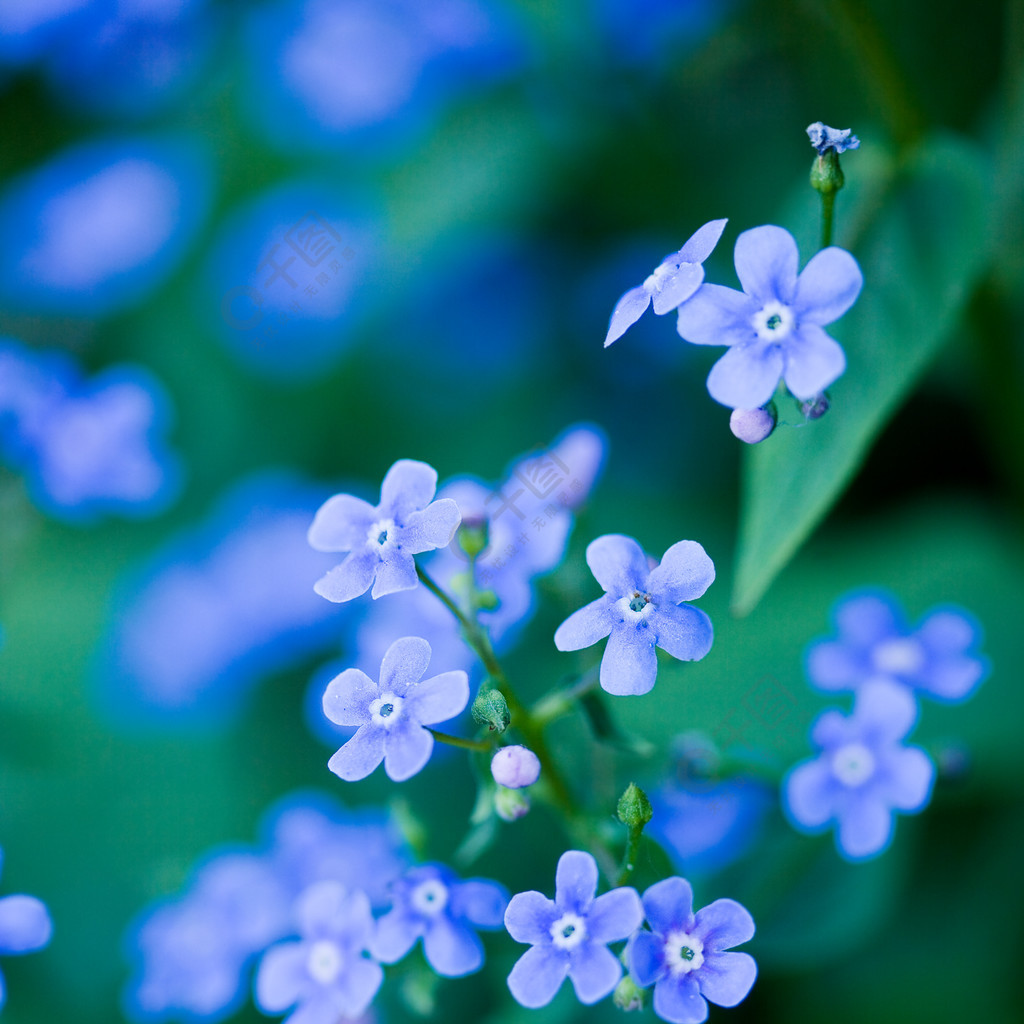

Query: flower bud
490,745,541,789
471,687,510,734
613,975,645,1012
455,514,489,560
729,403,776,444
616,782,653,830
800,392,830,420
810,148,845,195
494,785,530,821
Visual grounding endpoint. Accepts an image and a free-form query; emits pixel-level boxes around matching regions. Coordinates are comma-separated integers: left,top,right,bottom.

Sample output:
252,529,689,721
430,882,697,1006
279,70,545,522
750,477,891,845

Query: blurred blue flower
0,339,180,522
0,137,211,317
505,850,643,1008
199,180,379,381
323,636,469,782
0,0,93,67
372,863,507,976
604,219,727,348
95,473,349,728
241,0,521,154
629,877,756,1024
784,680,935,860
255,881,383,1024
806,589,988,703
309,459,461,603
675,225,862,409
555,534,715,696
591,0,728,68
124,793,408,1023
806,122,860,155
0,849,53,1011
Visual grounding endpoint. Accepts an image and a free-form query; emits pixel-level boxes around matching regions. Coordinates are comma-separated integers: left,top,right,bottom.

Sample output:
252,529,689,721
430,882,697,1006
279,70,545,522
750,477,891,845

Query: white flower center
550,912,587,951
410,879,449,917
643,261,677,293
751,300,795,341
615,592,654,623
872,637,924,676
664,929,704,975
307,939,344,985
367,517,396,549
831,742,876,787
370,693,404,726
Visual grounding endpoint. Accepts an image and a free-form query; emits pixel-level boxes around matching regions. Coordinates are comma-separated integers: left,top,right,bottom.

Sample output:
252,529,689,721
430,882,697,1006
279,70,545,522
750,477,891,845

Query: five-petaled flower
255,881,382,1024
806,590,988,703
675,225,862,409
806,122,860,155
504,850,643,1008
323,636,469,782
629,876,756,1024
604,219,728,347
784,679,935,860
554,534,715,696
372,863,508,977
308,459,461,602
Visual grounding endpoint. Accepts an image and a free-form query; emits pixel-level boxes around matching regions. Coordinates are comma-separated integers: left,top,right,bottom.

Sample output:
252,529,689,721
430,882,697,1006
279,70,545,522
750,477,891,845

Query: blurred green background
0,0,1022,1022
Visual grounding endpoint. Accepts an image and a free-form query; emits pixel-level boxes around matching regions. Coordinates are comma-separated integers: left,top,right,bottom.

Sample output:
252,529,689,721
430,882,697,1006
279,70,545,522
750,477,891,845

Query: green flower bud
471,687,510,734
494,785,530,822
810,148,845,196
613,975,645,1012
616,782,653,830
455,515,489,560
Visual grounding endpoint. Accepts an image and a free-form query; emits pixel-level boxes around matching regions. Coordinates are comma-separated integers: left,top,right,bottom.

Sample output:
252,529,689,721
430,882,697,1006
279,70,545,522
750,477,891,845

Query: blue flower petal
370,550,419,598
371,908,421,963
675,284,757,347
781,323,846,400
604,285,651,347
555,851,599,915
698,950,757,1007
554,597,616,652
423,915,483,976
641,877,694,935
677,218,729,266
692,899,755,952
400,499,461,553
452,880,508,928
314,547,378,602
332,955,384,1018
405,671,469,725
733,225,799,305
647,540,715,604
654,973,708,1024
806,639,864,691
838,794,893,859
585,887,643,943
600,623,658,696
585,534,650,595
507,944,570,1008
322,668,378,727
0,896,51,954
876,747,934,811
307,494,377,552
834,591,903,644
504,891,558,944
855,680,919,743
379,636,432,693
255,942,306,1012
706,343,784,410
793,246,863,325
328,724,386,781
784,758,834,829
628,929,665,988
380,459,438,518
651,604,714,662
383,719,434,781
651,262,705,315
568,940,622,1004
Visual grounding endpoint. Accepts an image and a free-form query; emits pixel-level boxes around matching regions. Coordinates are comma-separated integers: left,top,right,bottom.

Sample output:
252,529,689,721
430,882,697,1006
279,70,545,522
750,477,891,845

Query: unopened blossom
806,122,860,155
491,745,540,789
675,225,862,409
629,877,756,1024
505,850,643,1008
308,459,461,602
554,534,714,696
784,680,934,860
604,220,728,347
323,636,469,782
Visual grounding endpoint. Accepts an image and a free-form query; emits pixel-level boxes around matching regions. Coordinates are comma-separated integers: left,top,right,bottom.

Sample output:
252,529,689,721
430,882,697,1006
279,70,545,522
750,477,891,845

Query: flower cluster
784,590,987,859
0,339,180,522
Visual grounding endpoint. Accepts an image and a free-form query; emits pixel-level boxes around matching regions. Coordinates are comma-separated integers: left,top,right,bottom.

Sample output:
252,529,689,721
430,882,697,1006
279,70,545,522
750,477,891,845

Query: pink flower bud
490,745,541,789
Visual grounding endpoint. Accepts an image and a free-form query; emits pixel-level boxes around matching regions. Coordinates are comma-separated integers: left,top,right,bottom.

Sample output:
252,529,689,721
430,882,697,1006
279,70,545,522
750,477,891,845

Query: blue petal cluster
0,849,53,1011
604,219,728,347
806,590,988,703
629,877,756,1024
323,636,469,782
784,680,935,860
309,459,461,603
806,122,860,155
676,225,863,409
372,863,508,976
554,534,715,695
0,339,180,523
504,850,643,1008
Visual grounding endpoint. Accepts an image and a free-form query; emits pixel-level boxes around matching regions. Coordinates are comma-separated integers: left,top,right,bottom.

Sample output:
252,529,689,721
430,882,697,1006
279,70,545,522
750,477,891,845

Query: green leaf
732,135,992,615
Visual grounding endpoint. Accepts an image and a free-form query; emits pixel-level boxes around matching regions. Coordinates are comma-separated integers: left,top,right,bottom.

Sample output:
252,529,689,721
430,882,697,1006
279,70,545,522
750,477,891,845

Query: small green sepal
471,687,511,733
616,782,653,830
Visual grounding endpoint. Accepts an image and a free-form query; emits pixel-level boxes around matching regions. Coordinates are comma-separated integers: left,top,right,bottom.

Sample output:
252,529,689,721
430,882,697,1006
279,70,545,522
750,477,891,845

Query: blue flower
504,850,643,1008
554,534,715,696
255,881,383,1024
309,459,461,602
372,864,507,977
806,122,860,155
806,590,988,703
784,680,935,860
675,225,862,409
0,851,52,1011
323,636,469,781
604,219,727,348
629,877,755,1024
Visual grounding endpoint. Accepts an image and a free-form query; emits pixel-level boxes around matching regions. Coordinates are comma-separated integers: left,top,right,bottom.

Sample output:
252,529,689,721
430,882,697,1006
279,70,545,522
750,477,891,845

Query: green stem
428,729,492,752
532,667,601,726
820,190,835,250
615,826,643,887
